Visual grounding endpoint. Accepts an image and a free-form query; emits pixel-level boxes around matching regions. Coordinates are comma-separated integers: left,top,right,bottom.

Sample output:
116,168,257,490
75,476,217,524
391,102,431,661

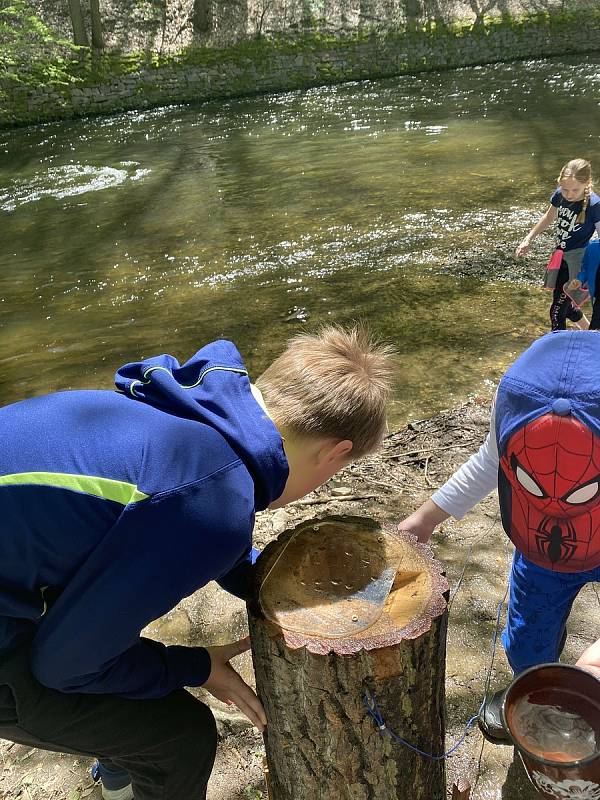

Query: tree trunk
192,0,212,36
89,0,103,49
248,516,449,800
67,0,89,46
404,0,422,29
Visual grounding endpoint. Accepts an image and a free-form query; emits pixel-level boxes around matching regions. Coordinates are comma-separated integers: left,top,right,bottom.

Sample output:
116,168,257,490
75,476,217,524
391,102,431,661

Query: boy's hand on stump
204,637,267,732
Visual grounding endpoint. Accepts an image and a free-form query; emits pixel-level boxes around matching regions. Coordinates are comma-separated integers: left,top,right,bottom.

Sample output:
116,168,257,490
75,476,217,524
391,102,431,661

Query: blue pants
501,551,600,674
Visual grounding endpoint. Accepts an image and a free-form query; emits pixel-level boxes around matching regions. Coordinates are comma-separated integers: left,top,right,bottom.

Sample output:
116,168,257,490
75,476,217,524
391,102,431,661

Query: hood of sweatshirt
115,340,288,510
495,330,600,455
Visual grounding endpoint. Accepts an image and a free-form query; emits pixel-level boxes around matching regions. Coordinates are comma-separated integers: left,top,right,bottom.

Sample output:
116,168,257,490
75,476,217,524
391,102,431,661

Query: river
2,55,600,426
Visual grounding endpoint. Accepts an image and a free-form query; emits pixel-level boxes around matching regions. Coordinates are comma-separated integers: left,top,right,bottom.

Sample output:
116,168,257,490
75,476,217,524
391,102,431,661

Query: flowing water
2,55,600,426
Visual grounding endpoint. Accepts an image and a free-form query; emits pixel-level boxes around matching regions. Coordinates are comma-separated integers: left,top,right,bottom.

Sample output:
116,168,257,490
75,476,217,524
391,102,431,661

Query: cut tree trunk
248,515,449,800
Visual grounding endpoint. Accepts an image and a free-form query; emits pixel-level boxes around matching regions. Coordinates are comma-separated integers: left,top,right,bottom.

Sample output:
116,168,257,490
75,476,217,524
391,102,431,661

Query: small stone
271,509,291,534
331,485,352,496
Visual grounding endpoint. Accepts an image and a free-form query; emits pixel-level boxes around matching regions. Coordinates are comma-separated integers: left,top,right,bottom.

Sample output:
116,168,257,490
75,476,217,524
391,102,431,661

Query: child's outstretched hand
515,238,531,258
398,499,450,544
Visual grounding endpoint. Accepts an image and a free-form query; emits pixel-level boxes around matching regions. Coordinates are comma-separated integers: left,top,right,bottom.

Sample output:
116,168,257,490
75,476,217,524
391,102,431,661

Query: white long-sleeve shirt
431,404,499,519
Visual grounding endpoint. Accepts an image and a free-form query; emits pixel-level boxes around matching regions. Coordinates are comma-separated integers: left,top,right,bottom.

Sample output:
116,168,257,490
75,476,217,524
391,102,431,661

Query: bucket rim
501,662,600,769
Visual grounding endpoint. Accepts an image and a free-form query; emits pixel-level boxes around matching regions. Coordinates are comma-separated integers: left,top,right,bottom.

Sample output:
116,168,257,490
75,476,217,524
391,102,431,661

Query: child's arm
399,404,499,543
515,205,558,257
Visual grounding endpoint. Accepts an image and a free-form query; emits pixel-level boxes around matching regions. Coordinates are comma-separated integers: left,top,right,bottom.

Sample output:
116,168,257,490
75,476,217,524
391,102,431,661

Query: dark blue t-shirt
551,188,600,251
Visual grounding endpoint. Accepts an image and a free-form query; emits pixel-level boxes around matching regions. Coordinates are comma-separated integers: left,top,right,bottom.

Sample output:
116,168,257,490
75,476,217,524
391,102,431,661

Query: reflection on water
512,694,598,763
1,56,599,425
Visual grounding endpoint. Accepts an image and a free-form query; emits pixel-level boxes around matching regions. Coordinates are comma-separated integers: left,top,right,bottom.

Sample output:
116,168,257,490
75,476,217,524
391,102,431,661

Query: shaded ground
1,390,598,799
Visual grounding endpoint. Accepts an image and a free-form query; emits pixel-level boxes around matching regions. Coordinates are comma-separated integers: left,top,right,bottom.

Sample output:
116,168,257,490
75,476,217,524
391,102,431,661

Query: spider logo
534,518,578,565
499,413,600,572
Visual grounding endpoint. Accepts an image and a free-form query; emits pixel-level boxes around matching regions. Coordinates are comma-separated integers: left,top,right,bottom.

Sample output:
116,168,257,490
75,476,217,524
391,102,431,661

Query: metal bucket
502,663,600,799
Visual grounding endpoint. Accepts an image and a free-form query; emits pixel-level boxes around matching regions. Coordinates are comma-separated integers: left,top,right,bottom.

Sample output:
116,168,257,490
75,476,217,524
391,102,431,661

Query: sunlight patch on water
0,163,151,212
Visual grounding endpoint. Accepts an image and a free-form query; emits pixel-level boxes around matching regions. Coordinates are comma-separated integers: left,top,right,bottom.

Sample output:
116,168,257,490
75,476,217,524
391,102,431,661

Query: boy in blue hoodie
0,326,395,800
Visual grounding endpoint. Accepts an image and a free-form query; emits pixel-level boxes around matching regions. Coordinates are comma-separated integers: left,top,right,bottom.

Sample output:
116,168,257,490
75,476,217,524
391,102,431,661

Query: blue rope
362,589,509,761
363,690,483,761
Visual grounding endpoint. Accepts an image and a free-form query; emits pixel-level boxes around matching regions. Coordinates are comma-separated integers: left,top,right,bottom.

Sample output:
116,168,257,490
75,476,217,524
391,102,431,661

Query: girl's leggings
550,263,583,330
549,249,585,331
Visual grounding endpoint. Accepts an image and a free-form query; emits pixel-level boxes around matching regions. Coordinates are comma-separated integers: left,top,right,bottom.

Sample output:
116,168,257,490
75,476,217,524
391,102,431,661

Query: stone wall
2,11,599,128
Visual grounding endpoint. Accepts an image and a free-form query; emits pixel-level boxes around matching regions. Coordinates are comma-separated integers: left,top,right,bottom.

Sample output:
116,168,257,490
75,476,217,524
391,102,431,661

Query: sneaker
91,761,134,800
100,786,134,800
478,688,511,745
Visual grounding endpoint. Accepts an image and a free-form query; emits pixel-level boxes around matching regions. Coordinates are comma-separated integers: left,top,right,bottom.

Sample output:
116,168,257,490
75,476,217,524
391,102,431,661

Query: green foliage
1,4,598,124
242,787,263,800
0,0,79,97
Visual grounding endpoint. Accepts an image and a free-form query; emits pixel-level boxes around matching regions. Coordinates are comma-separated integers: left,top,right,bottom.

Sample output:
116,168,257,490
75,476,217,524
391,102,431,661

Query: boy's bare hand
203,637,267,731
515,239,531,258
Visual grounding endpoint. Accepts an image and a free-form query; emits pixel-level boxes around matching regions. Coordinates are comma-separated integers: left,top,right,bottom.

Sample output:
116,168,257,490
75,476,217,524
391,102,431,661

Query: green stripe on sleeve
0,472,149,505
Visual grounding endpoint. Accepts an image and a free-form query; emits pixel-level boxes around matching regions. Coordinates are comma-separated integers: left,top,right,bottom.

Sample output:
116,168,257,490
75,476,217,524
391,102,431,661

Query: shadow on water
1,56,600,419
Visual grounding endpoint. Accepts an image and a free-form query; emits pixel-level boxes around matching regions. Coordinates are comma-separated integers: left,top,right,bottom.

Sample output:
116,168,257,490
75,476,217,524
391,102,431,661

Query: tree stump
248,515,449,800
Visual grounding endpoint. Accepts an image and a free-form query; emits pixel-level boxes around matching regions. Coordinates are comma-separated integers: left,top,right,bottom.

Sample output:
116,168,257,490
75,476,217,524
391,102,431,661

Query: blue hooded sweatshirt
0,340,288,699
577,240,600,300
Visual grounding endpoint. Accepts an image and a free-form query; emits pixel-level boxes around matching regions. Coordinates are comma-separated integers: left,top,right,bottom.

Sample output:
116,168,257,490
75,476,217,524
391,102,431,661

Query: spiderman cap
496,330,600,455
496,330,600,572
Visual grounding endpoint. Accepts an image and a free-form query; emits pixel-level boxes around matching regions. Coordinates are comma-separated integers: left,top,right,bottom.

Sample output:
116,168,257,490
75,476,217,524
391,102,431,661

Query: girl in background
515,158,600,331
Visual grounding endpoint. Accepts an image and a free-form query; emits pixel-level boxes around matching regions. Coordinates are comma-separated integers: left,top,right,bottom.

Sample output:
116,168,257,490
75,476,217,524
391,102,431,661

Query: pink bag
547,249,564,270
543,249,564,290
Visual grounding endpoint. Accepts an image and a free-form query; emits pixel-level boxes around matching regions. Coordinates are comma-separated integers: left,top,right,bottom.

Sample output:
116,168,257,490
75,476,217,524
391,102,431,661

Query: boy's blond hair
255,325,396,458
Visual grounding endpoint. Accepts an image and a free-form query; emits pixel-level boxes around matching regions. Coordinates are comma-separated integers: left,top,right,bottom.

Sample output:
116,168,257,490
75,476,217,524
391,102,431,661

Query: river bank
3,10,600,128
1,391,598,799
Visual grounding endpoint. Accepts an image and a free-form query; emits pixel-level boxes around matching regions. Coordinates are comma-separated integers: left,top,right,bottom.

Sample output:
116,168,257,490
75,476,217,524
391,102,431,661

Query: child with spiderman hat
400,330,600,742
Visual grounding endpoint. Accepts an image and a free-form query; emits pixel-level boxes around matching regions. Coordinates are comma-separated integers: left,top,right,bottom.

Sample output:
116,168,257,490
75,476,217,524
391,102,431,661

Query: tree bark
67,0,89,46
89,0,104,49
403,0,422,29
248,516,449,800
192,0,212,36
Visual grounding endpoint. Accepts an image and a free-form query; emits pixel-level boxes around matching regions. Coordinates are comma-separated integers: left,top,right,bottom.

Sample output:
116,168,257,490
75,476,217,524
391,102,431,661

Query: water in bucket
503,664,600,800
511,692,597,763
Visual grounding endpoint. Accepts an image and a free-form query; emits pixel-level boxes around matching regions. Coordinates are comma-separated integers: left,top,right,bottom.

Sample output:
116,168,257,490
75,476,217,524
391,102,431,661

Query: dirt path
1,395,598,800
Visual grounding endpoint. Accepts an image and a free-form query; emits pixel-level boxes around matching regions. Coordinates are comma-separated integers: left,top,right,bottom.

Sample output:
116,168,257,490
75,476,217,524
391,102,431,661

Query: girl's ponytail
578,184,590,225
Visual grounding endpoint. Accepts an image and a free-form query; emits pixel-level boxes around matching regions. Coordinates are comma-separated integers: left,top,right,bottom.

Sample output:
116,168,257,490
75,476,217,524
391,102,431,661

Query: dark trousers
550,262,584,331
0,644,217,800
